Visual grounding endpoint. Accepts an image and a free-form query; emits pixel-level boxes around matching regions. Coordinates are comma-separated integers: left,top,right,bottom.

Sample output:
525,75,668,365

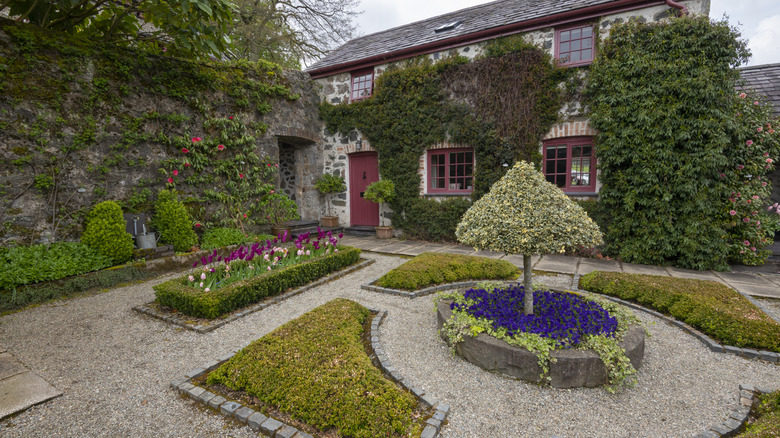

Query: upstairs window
428,148,473,194
350,68,374,101
543,137,596,193
556,24,594,67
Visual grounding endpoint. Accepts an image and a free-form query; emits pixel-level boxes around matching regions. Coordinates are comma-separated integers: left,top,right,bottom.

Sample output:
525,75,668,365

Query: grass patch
206,299,426,438
741,390,780,437
580,271,780,352
375,252,519,290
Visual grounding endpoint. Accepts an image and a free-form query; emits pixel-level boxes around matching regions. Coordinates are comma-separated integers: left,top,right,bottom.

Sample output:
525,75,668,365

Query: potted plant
363,179,395,239
263,192,300,236
314,173,346,227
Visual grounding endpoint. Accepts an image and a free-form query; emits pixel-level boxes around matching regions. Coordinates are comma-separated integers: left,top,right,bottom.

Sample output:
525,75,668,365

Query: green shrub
81,200,134,265
154,246,361,318
206,299,424,438
0,242,113,291
315,174,346,217
375,252,519,290
200,227,273,250
152,190,198,252
741,390,780,437
402,197,471,241
0,266,152,314
580,271,780,352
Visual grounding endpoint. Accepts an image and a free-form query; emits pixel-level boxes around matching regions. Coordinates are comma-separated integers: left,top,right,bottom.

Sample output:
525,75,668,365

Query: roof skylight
434,20,463,33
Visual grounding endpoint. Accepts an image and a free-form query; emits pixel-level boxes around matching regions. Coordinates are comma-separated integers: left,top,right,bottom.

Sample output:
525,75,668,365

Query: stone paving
0,344,61,420
337,235,780,300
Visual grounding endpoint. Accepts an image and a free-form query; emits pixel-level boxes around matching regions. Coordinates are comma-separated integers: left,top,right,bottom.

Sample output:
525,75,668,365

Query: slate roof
306,0,627,74
740,63,780,117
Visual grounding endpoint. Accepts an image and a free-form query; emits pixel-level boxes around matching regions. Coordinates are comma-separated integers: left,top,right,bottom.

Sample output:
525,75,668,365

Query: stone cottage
305,0,710,230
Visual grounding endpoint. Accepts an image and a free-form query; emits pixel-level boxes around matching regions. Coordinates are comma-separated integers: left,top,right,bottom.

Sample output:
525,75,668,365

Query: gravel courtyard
1,252,778,437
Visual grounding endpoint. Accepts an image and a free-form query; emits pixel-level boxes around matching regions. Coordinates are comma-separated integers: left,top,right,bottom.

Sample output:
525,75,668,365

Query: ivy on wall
320,37,568,240
0,18,299,242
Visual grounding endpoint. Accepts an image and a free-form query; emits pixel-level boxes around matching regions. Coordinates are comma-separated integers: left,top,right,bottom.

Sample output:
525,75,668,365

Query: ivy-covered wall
0,18,325,245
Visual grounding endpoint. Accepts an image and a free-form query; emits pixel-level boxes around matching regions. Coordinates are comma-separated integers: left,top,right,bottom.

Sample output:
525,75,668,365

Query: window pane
570,51,581,62
546,160,555,174
571,28,581,39
582,145,592,157
547,147,557,159
556,146,567,159
583,38,592,49
556,160,566,174
580,158,591,173
572,158,582,173
572,145,582,158
465,151,473,162
560,30,570,41
572,40,581,51
582,49,592,61
556,175,565,187
582,27,592,38
546,175,557,185
560,42,569,52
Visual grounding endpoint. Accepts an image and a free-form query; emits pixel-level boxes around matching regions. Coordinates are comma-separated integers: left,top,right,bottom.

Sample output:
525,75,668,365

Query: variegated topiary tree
456,161,603,315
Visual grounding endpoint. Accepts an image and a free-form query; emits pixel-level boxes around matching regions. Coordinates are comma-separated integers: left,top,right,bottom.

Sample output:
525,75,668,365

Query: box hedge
154,246,361,319
580,271,780,352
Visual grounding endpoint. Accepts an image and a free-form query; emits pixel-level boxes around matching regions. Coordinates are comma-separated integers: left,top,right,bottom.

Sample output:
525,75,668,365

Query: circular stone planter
437,300,645,388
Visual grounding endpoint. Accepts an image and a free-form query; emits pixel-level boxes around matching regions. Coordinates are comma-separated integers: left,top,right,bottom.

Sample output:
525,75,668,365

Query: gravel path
1,253,778,438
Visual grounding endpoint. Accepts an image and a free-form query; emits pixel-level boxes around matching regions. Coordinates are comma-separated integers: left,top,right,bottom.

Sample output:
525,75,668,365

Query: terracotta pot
375,226,394,239
271,226,291,238
320,216,339,227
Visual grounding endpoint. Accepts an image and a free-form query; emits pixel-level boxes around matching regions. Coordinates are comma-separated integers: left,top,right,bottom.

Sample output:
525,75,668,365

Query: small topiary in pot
315,173,346,227
81,200,134,265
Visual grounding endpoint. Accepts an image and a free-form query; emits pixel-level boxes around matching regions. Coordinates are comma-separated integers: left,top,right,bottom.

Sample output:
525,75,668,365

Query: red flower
184,163,191,167
173,170,179,176
239,173,244,178
167,177,173,183
243,214,247,218
217,144,225,151
229,116,233,120
192,137,202,142
181,148,190,153
195,223,201,228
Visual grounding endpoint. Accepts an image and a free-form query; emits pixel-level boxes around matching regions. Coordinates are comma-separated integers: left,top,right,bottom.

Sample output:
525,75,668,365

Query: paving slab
445,245,477,255
621,263,670,276
502,254,541,268
0,353,28,380
763,274,780,287
0,371,62,420
399,243,457,256
716,271,772,285
349,239,397,252
370,241,426,254
578,258,622,275
472,250,505,260
665,267,724,283
729,283,780,299
533,254,579,275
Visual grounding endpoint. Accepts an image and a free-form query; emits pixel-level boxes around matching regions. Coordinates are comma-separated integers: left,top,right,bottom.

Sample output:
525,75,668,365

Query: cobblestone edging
361,280,482,298
169,308,450,438
694,384,779,438
567,274,780,363
133,259,375,333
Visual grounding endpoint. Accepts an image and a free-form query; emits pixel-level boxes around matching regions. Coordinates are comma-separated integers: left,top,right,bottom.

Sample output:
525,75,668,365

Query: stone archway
276,135,318,221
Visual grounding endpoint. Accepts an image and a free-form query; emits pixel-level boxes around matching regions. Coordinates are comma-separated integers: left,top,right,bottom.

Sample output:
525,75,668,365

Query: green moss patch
741,390,780,437
580,271,780,353
375,252,519,291
206,299,426,438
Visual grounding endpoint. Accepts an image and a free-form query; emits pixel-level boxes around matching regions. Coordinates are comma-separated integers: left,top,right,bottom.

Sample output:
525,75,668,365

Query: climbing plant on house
320,37,569,241
585,16,774,270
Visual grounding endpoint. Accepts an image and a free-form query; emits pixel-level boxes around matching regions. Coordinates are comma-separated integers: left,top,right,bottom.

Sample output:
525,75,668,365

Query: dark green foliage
0,266,152,314
586,16,750,270
152,190,198,252
574,199,610,238
741,390,780,437
81,201,134,264
154,246,361,318
206,299,424,438
320,38,566,239
200,227,273,250
375,252,520,291
0,242,112,290
403,197,472,241
580,271,780,352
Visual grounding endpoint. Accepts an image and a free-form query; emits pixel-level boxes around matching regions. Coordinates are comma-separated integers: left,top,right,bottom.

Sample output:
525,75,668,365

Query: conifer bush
81,201,134,265
151,190,198,252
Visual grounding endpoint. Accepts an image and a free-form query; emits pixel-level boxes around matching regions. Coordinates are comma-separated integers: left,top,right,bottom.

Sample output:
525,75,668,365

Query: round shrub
81,201,134,265
151,190,198,252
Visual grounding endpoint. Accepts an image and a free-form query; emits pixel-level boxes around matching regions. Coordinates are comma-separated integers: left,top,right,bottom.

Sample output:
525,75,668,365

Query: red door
349,152,379,226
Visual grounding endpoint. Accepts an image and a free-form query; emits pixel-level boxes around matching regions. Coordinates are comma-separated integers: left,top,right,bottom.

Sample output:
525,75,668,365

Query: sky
354,0,780,67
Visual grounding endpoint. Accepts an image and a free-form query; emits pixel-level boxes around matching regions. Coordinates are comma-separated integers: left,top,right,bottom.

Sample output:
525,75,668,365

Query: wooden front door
349,152,379,226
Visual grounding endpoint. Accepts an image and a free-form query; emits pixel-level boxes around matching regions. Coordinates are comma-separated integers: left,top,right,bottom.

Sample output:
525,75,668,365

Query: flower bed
154,230,360,319
437,284,644,390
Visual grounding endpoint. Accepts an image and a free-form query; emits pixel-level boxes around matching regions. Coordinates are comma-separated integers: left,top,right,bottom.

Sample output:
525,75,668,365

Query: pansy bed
153,230,360,319
436,284,645,391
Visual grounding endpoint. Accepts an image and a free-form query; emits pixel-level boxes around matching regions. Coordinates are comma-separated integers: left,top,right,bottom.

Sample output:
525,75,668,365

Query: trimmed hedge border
153,247,362,319
170,309,451,438
135,258,374,333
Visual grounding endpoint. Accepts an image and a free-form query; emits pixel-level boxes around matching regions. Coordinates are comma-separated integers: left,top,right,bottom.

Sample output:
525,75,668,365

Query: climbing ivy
320,37,568,240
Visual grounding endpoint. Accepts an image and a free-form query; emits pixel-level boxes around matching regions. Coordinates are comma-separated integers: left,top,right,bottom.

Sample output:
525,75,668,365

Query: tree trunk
523,254,533,315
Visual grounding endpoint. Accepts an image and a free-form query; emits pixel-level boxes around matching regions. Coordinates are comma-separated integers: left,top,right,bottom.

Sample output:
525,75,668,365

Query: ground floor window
543,137,596,192
428,148,473,193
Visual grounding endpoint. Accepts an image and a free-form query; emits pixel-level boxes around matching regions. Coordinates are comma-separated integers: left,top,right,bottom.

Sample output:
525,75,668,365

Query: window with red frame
543,138,596,192
556,25,594,66
350,68,374,101
428,149,474,193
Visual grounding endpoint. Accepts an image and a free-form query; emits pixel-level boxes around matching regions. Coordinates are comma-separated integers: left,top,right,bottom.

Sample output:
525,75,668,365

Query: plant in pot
363,179,395,239
314,173,346,228
262,192,300,237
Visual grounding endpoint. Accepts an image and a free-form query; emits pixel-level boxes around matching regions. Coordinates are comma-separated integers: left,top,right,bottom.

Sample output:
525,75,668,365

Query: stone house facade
305,0,711,229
